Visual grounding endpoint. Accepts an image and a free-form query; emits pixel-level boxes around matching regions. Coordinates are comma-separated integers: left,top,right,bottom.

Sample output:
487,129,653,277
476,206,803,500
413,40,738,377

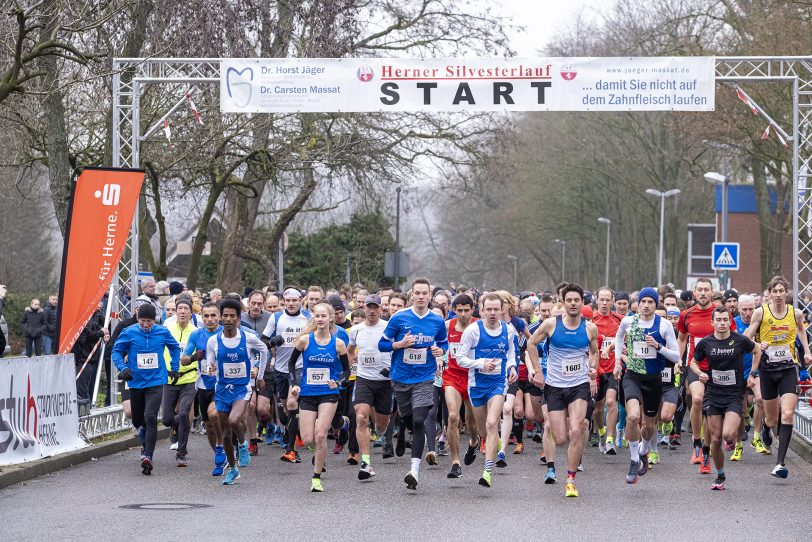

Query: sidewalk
0,427,170,489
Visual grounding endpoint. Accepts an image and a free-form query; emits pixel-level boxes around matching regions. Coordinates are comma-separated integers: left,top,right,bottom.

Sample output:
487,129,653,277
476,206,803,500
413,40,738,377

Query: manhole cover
119,503,212,511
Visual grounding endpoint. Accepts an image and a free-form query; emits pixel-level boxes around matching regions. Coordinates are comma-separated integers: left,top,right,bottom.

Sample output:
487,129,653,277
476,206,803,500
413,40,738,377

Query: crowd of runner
109,275,812,496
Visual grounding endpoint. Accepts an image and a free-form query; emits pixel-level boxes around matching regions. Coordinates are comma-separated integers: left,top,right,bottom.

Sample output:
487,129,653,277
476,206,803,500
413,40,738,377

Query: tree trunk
40,0,71,235
187,175,226,290
217,0,295,290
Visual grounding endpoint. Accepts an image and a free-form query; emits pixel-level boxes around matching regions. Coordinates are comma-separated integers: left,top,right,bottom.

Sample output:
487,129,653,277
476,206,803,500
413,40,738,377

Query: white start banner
220,56,715,113
0,355,88,466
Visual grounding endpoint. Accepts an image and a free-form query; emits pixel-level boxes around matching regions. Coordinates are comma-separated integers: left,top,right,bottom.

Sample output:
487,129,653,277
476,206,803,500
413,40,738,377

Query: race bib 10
633,340,656,359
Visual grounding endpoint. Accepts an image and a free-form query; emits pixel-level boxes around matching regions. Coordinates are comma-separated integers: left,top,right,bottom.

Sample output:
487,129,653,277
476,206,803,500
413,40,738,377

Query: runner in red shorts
443,293,480,478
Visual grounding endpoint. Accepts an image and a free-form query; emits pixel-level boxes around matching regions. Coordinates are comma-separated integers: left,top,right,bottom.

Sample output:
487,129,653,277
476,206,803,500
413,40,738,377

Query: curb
790,434,812,465
0,427,170,489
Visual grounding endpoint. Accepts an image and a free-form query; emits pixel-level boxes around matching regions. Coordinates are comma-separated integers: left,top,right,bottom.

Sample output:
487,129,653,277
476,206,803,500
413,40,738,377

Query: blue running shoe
496,450,507,468
544,467,556,484
265,424,276,445
223,467,240,485
272,427,284,446
214,445,226,467
238,441,251,468
212,463,224,476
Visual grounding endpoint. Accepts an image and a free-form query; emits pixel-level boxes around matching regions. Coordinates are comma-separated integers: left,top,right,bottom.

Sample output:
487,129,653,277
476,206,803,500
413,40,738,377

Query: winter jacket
21,307,47,338
71,311,106,365
112,323,180,389
43,302,58,338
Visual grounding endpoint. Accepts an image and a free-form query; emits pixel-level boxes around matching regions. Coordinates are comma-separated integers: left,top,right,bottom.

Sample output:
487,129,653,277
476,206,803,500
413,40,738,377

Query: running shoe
265,427,275,446
508,435,517,445
447,463,463,478
670,433,681,446
638,454,649,476
437,441,449,456
395,425,407,457
496,451,508,468
742,426,749,442
310,477,324,492
532,429,543,443
425,451,437,465
358,462,376,480
539,454,546,464
347,452,359,465
464,440,479,466
170,427,178,446
222,467,240,485
771,464,788,479
212,463,224,476
711,475,725,490
191,417,200,433
295,435,304,447
141,456,153,476
604,440,617,455
332,442,344,454
214,445,226,467
691,447,703,464
382,439,394,459
478,470,493,488
281,450,299,463
590,432,599,447
617,428,626,448
513,443,525,454
404,470,419,490
648,451,659,466
176,453,188,467
248,441,259,456
761,426,773,449
626,460,639,484
169,442,179,451
598,437,607,454
544,467,556,484
565,481,579,497
273,427,285,446
752,437,769,455
577,462,584,472
199,424,206,436
700,454,711,474
238,441,251,467
373,435,384,448
731,443,743,461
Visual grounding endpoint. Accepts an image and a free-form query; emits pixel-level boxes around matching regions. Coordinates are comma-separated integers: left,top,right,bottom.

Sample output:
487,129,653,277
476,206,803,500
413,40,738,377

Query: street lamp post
645,188,681,286
704,171,730,289
598,217,611,286
554,239,566,282
394,186,401,287
507,254,518,292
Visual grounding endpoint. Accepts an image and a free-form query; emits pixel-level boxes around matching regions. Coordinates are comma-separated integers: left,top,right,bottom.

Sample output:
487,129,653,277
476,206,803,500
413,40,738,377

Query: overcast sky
502,0,613,56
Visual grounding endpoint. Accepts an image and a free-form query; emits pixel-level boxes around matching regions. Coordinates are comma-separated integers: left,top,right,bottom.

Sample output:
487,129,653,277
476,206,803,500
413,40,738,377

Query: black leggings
403,406,431,460
424,387,442,452
130,385,163,456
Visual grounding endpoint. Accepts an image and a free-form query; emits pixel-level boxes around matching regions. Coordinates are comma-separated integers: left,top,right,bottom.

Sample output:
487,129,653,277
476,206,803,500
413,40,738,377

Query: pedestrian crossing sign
712,242,740,271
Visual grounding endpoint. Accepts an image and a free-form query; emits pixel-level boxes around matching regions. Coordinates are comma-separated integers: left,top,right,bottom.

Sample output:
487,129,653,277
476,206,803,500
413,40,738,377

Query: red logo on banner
56,168,144,354
560,65,577,80
357,66,374,82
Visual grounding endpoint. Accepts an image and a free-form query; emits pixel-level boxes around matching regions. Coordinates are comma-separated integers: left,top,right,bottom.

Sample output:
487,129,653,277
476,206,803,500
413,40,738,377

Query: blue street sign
712,242,740,271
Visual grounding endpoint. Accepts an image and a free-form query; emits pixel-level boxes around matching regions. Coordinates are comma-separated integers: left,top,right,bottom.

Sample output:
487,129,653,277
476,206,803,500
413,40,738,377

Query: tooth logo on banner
226,67,254,108
560,65,577,81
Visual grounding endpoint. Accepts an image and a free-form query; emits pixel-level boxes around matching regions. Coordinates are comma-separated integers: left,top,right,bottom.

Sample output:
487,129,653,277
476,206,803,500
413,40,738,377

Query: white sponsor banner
221,57,715,113
0,355,88,466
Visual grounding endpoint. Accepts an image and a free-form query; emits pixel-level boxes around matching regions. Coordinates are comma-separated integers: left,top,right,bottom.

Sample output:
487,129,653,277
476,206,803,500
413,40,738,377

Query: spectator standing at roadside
21,298,47,357
43,294,58,354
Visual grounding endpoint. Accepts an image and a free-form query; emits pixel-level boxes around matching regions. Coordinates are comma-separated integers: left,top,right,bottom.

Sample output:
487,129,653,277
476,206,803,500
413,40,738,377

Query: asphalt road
3,430,811,541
